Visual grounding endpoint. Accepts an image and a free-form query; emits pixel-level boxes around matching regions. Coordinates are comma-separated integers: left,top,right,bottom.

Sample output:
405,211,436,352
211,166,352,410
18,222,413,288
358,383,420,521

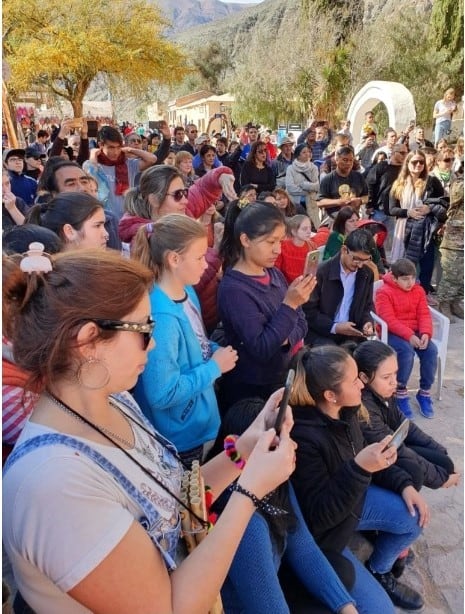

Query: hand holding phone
303,249,320,278
274,369,295,435
382,419,410,452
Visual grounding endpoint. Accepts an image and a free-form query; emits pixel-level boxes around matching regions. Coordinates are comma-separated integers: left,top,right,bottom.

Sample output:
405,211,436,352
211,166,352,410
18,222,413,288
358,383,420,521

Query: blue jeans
388,333,438,390
221,484,354,613
342,548,395,614
434,119,451,146
357,485,423,574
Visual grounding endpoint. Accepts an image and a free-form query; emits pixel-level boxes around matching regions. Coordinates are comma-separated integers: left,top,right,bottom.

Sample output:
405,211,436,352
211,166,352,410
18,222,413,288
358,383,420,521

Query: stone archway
347,81,416,143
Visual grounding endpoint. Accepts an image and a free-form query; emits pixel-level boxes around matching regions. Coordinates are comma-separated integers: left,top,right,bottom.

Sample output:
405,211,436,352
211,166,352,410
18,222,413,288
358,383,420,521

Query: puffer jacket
404,196,448,262
375,273,432,340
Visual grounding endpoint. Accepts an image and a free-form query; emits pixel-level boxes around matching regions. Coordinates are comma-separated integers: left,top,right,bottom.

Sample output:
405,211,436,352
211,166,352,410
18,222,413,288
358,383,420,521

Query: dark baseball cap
24,147,42,159
3,148,25,163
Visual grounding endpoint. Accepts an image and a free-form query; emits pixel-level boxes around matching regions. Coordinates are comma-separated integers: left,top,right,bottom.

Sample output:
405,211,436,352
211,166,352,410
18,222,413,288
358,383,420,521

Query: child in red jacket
375,258,438,419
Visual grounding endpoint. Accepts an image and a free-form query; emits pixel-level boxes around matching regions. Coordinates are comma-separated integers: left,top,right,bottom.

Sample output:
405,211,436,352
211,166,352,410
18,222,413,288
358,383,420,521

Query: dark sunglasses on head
167,188,189,202
94,317,155,350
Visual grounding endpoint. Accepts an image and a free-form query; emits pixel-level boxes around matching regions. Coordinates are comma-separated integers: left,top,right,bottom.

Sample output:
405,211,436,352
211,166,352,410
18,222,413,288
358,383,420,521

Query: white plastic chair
371,281,450,400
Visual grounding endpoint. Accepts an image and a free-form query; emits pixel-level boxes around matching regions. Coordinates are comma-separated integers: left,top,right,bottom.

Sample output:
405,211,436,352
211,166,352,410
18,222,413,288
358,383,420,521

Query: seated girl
290,345,427,613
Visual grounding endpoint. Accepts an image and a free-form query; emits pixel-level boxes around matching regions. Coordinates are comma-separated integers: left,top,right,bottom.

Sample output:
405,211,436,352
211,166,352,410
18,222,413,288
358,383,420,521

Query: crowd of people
2,90,463,614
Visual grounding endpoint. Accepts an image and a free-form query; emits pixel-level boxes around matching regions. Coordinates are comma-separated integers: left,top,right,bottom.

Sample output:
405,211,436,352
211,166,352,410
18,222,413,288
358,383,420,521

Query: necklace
45,392,155,462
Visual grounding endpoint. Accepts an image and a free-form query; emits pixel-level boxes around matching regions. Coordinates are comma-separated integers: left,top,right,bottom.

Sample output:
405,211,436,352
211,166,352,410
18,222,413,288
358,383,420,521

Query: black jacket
291,405,415,553
366,161,401,215
303,254,374,345
361,387,450,489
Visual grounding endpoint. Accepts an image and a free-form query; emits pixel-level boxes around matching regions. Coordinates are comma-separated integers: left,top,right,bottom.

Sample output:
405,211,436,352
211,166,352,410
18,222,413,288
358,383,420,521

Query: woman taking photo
389,149,444,297
218,201,314,411
239,141,276,194
290,345,427,613
3,247,296,614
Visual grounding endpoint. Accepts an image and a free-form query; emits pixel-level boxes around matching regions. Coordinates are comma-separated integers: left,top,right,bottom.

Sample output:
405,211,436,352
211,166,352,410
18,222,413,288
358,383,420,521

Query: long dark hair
209,397,297,552
352,340,396,385
219,201,285,270
26,193,103,241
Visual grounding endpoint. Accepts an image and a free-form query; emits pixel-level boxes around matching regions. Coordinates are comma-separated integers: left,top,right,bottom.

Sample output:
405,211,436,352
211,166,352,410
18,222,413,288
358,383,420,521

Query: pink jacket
375,273,433,341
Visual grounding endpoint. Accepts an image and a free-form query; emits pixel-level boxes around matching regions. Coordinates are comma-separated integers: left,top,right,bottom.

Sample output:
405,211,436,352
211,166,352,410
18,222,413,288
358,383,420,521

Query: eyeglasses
346,249,372,263
167,188,189,201
94,317,155,350
442,158,453,163
409,160,424,166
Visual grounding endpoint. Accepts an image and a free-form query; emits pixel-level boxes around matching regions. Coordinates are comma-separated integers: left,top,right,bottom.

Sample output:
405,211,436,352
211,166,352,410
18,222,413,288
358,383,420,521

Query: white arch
347,81,416,143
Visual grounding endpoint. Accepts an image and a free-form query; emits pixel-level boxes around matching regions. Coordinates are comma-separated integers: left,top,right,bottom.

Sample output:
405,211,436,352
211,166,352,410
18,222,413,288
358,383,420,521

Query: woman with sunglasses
132,215,238,466
239,141,276,195
120,165,236,332
431,148,457,196
389,150,444,297
3,247,296,614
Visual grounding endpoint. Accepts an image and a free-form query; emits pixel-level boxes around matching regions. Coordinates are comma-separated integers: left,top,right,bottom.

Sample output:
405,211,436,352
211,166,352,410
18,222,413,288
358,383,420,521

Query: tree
3,0,189,117
192,42,233,93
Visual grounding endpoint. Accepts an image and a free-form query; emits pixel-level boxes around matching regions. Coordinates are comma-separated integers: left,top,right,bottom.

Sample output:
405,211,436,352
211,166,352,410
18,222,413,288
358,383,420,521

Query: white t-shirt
3,392,183,614
434,99,456,125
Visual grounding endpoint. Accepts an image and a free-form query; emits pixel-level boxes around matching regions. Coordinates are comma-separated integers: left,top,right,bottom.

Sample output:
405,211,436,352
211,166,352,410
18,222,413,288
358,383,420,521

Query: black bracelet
230,482,288,517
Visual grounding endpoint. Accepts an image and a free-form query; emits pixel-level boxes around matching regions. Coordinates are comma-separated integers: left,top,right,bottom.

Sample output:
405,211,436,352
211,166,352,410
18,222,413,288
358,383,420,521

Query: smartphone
382,418,410,452
409,119,415,128
274,369,295,435
303,249,320,277
87,120,99,138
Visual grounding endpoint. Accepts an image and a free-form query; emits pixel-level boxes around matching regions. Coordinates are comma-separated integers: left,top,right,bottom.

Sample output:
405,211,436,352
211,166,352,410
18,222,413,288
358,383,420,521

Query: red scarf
97,151,129,195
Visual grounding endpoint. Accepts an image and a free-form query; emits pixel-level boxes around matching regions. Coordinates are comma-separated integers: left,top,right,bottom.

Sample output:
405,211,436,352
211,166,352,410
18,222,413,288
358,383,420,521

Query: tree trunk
71,98,84,118
2,81,19,147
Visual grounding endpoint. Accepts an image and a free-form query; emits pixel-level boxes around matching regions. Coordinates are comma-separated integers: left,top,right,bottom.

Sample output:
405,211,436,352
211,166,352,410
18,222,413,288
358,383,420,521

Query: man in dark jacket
4,149,38,206
304,228,375,345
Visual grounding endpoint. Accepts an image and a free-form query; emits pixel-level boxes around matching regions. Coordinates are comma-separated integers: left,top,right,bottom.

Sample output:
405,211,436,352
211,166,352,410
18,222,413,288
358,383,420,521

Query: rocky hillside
154,0,254,34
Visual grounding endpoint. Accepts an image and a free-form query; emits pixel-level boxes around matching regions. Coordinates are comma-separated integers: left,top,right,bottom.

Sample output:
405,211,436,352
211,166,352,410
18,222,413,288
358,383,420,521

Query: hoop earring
77,357,110,390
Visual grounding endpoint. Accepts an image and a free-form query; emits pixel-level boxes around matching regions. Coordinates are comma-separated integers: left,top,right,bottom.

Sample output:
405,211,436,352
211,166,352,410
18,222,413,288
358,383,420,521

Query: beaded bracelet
230,482,288,517
224,434,246,470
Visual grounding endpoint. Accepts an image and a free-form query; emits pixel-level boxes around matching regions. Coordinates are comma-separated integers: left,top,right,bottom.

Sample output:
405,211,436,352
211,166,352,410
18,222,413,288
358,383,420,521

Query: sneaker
416,392,434,419
397,395,414,419
365,562,424,611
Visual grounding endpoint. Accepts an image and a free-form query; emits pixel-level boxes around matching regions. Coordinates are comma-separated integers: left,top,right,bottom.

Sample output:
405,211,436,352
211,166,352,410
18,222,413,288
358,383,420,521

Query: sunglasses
27,154,41,160
94,317,155,350
442,158,453,163
167,188,189,201
409,160,425,166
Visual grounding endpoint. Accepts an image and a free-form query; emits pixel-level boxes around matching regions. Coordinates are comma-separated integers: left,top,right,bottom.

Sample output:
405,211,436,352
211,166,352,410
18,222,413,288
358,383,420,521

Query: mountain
154,0,254,34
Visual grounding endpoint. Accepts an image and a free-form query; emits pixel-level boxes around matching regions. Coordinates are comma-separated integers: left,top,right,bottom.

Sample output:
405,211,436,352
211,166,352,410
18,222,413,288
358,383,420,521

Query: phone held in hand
303,249,320,278
274,369,295,435
87,120,99,138
382,418,410,452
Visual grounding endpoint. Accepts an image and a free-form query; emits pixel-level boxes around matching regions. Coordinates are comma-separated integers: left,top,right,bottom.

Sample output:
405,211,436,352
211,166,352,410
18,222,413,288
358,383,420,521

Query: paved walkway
354,318,464,613
400,317,464,613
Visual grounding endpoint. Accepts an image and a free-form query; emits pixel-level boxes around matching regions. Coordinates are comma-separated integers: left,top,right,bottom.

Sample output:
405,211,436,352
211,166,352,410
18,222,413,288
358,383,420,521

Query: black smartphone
382,418,410,452
149,120,163,131
274,369,295,435
87,120,99,138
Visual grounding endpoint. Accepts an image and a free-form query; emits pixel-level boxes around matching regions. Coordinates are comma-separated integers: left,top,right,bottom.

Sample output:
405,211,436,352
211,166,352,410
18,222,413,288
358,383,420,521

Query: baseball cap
25,147,42,159
3,148,25,163
195,134,210,147
278,137,294,147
